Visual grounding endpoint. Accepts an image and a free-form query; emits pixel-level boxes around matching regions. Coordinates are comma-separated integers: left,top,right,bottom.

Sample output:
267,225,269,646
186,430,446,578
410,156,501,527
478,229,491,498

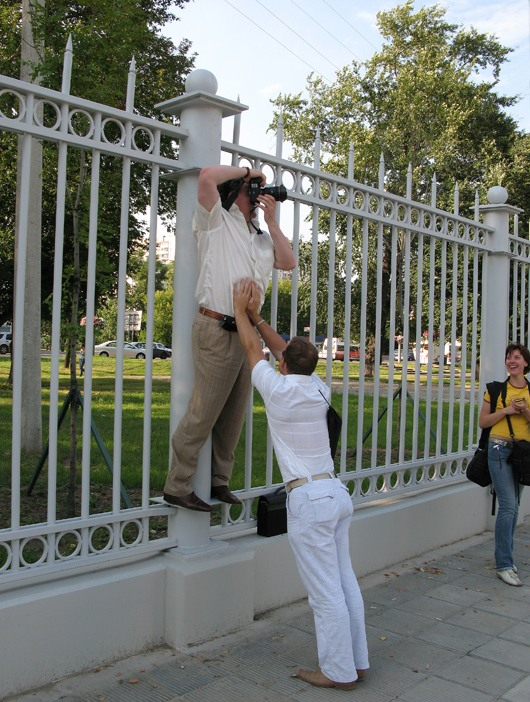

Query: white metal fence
0,50,526,587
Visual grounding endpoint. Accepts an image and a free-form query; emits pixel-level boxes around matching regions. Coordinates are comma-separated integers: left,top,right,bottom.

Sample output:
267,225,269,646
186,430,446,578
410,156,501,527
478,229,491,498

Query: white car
0,331,12,354
94,341,147,359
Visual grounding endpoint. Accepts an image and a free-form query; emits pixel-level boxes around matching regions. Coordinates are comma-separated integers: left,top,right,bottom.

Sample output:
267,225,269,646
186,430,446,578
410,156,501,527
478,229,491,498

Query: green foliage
260,278,293,335
0,0,194,327
503,134,530,233
272,1,518,208
270,1,522,344
153,288,173,346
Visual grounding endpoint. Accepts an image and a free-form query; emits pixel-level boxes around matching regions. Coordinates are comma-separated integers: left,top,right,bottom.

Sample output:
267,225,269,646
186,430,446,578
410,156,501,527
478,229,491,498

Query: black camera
220,314,238,332
248,177,288,205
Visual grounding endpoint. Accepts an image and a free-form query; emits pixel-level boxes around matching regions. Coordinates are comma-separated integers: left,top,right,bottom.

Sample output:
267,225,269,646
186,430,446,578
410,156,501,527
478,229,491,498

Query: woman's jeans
488,442,521,570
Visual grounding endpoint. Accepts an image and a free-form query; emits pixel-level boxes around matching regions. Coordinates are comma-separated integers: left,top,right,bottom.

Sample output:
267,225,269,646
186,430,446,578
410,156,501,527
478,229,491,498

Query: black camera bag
256,487,287,537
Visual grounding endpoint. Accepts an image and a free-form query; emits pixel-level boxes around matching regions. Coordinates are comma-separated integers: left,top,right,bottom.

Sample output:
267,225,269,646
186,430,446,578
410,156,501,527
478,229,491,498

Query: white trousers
287,478,369,683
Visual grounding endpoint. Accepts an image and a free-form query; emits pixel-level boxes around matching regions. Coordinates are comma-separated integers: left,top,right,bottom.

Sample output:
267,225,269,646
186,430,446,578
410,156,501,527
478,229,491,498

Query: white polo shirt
194,199,275,317
251,360,335,483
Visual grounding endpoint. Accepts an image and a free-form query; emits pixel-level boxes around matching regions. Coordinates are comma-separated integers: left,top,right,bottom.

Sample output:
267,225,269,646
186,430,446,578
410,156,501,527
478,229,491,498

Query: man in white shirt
163,165,295,512
233,278,369,691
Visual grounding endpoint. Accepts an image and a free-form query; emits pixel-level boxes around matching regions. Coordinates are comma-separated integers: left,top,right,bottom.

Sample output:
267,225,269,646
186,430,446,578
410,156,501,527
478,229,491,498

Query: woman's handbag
466,380,505,487
466,444,491,486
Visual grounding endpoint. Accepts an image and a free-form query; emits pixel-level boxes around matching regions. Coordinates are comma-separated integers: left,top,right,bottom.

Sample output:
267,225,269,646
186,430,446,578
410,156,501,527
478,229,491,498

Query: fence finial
126,55,136,112
487,186,508,204
314,128,321,169
378,153,385,189
276,113,283,159
61,34,73,94
348,142,354,180
431,172,437,207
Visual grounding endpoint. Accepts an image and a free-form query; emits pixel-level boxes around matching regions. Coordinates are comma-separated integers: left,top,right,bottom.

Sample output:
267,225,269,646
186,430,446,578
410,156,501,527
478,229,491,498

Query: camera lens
261,185,288,202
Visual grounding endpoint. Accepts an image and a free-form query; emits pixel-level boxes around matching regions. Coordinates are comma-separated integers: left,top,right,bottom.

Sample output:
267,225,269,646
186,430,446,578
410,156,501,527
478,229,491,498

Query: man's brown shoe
294,669,357,691
163,492,212,512
211,485,242,504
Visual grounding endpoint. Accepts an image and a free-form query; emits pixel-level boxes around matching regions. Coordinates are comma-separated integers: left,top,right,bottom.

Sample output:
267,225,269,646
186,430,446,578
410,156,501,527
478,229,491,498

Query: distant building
156,232,175,263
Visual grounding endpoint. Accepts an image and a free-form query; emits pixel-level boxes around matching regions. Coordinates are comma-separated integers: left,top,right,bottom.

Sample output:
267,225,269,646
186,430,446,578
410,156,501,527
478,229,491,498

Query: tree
153,288,173,347
270,1,521,342
503,134,530,234
127,252,171,314
273,1,517,205
260,279,294,336
0,0,195,345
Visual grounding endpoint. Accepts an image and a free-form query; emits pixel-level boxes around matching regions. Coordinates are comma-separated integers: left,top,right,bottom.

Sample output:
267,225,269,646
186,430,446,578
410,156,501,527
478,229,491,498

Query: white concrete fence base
3,482,528,699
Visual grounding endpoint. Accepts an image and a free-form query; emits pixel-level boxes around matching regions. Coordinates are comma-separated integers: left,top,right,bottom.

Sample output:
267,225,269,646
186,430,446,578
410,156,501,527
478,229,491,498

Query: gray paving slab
502,675,530,702
437,656,525,697
395,676,494,702
5,517,530,702
393,592,464,620
470,638,530,671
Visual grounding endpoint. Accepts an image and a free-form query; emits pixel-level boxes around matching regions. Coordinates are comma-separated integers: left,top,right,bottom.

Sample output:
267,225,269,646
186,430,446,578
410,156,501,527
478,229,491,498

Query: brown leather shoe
211,485,242,504
163,492,213,512
356,668,367,682
294,669,356,691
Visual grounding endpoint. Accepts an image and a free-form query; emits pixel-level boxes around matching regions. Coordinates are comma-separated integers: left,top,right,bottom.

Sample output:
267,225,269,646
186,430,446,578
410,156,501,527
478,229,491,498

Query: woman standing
478,342,530,587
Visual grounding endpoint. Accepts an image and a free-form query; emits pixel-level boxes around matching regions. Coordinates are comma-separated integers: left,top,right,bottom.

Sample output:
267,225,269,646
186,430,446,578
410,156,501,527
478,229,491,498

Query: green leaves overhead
271,0,519,206
0,0,195,326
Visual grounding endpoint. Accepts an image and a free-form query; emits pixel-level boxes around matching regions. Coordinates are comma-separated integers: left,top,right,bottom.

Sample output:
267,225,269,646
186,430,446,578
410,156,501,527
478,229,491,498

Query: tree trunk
15,0,44,453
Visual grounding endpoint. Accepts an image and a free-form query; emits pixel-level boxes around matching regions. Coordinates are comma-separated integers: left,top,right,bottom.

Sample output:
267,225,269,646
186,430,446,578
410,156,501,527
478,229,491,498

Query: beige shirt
194,198,275,316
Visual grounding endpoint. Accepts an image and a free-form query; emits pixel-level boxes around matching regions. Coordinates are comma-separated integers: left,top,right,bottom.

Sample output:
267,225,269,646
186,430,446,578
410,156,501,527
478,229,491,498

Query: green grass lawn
0,354,465,526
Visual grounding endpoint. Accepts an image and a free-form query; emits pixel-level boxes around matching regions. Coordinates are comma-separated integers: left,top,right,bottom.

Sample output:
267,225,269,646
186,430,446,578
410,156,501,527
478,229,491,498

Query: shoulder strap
498,379,516,439
318,389,331,407
486,380,505,411
479,380,506,446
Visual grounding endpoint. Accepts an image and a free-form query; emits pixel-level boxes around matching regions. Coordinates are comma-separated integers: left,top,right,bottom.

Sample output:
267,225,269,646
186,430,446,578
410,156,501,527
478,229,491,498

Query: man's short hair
283,337,319,375
505,342,530,374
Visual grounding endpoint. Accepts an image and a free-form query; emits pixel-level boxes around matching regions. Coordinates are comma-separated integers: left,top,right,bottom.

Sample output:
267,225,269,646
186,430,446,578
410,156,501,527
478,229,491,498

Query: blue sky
165,0,529,153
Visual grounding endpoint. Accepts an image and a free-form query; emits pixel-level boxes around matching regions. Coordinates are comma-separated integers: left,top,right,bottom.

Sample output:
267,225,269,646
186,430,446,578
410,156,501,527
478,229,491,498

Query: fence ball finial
185,69,218,95
487,186,508,205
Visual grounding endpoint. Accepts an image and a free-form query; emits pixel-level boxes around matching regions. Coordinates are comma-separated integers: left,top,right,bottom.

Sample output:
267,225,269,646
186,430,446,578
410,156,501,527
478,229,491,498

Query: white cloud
259,83,283,97
446,0,528,46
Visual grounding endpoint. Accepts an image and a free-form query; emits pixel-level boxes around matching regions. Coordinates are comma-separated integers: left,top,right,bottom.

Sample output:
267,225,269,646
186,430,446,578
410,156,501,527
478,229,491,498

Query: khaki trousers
164,312,250,497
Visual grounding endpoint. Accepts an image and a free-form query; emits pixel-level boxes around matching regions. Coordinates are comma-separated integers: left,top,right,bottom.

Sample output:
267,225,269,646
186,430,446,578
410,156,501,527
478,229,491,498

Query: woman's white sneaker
497,569,522,587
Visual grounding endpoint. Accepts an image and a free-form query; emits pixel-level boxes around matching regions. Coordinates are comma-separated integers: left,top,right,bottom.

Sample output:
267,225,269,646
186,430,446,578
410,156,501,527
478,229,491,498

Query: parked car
132,342,172,359
320,338,360,361
394,348,415,362
0,331,12,354
335,342,360,362
94,341,147,359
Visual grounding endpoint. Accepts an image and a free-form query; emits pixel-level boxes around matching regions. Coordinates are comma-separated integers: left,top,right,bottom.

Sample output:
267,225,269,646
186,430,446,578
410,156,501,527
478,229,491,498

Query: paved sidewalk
7,518,530,702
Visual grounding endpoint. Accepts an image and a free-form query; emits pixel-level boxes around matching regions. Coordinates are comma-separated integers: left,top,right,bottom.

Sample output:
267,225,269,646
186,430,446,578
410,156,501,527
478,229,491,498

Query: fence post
156,70,247,551
479,186,523,385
